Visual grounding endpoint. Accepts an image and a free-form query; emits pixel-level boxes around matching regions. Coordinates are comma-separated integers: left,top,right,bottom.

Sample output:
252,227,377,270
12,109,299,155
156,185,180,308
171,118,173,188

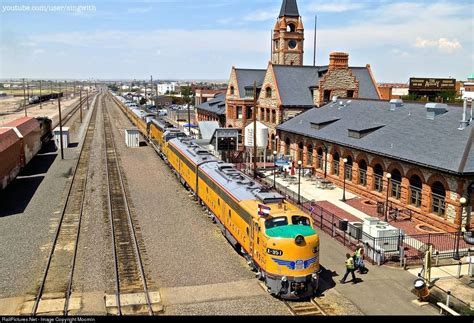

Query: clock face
288,40,297,49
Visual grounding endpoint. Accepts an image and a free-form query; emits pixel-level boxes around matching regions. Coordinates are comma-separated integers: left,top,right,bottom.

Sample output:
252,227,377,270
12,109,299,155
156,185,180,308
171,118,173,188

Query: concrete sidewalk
262,170,472,314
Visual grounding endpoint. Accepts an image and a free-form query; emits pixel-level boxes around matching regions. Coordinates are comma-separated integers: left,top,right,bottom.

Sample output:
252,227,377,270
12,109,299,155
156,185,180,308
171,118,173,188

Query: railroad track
257,282,327,316
57,95,91,128
102,95,155,316
283,298,327,316
30,93,100,316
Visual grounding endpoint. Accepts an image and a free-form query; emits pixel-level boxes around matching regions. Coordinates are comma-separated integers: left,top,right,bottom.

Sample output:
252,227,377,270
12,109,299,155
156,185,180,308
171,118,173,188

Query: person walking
340,253,357,284
354,244,364,273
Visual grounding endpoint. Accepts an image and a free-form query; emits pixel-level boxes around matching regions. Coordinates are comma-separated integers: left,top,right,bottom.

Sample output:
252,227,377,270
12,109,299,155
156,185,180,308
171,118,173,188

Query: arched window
390,169,402,200
270,133,275,150
285,138,291,156
432,182,446,216
344,156,353,181
287,23,296,32
317,148,324,170
298,142,304,163
409,175,423,208
359,160,368,186
333,152,340,176
266,87,272,98
230,86,235,96
374,164,384,192
307,145,314,167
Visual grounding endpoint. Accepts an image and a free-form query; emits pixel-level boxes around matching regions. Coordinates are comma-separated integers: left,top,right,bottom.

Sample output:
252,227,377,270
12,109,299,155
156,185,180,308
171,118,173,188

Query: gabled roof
277,99,474,175
197,93,226,116
270,65,380,107
279,0,300,17
235,69,266,98
273,65,321,107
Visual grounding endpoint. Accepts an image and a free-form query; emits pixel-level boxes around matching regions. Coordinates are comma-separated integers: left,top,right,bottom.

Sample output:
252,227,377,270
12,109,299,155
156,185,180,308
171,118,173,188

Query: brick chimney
329,52,349,70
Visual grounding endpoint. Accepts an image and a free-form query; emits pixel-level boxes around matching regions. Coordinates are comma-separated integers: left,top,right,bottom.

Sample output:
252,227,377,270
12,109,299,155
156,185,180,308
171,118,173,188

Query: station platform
260,170,473,315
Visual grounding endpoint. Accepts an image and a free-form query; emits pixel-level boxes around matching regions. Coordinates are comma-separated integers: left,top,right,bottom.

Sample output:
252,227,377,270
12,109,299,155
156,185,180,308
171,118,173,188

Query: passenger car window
292,216,310,226
265,217,288,229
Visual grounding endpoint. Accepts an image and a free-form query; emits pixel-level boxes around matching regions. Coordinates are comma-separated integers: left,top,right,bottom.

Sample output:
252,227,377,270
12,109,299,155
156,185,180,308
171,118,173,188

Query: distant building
378,83,409,100
196,93,226,127
277,99,474,232
457,73,474,100
195,87,227,106
409,77,456,100
158,82,178,95
154,96,173,107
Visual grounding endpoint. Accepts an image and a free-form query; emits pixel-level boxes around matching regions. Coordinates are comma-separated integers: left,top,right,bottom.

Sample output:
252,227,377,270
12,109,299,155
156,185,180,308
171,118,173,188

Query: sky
0,0,473,82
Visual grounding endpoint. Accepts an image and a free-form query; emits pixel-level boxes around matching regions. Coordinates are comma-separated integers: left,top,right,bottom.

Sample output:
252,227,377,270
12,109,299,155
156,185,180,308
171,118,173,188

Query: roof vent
425,103,448,120
390,99,403,111
332,96,338,103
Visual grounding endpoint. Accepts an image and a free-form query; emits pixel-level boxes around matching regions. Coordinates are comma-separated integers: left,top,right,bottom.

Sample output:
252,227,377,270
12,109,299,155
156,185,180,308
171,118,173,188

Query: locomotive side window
292,216,310,226
265,217,288,229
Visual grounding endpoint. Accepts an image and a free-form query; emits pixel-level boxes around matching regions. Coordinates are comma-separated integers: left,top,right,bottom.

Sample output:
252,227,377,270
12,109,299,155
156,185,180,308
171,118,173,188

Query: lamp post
273,151,278,188
385,173,392,222
453,197,467,260
274,135,279,155
298,160,303,204
342,158,348,202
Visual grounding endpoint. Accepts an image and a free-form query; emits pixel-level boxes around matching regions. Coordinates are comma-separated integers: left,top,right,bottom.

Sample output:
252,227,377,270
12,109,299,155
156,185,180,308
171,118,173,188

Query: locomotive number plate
267,248,283,256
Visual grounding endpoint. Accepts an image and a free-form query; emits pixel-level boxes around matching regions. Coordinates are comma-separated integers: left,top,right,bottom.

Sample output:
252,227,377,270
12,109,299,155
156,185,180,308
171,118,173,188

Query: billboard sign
409,78,456,91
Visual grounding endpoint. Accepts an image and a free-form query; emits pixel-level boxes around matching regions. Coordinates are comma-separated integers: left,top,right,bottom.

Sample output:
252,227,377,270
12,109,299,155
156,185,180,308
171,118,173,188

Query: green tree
139,97,147,105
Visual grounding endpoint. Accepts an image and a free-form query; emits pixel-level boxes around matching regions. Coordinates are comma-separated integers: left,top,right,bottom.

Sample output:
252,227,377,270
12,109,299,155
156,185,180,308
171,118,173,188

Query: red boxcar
4,117,42,166
0,128,23,190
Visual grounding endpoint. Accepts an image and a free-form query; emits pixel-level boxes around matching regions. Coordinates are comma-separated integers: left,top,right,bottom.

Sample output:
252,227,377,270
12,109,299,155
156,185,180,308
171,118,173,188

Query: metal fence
255,171,471,266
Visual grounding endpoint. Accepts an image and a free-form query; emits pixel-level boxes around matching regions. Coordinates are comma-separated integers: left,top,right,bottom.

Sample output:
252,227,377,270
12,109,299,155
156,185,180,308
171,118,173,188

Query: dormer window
266,87,272,98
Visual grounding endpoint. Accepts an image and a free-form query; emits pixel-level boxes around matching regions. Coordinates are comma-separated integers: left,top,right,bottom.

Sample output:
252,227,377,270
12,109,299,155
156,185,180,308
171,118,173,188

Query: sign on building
409,78,456,92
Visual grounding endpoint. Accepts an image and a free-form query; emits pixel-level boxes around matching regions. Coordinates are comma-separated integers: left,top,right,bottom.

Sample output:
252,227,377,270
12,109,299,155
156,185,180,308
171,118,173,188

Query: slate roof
273,65,322,107
279,0,300,17
235,69,266,98
270,65,380,107
198,121,220,143
277,100,474,175
196,93,226,116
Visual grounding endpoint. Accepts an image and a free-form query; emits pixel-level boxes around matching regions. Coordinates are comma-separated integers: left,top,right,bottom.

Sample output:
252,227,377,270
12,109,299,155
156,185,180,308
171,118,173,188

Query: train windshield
292,216,311,226
265,217,288,229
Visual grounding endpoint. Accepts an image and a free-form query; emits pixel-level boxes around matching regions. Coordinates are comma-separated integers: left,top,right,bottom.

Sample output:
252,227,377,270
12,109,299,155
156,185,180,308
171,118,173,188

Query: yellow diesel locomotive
112,93,321,299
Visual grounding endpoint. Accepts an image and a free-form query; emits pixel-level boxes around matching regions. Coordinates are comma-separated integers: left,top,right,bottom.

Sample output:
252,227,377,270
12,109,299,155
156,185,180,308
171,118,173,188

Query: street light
273,151,278,188
454,197,467,260
298,160,303,204
342,158,348,202
385,173,392,222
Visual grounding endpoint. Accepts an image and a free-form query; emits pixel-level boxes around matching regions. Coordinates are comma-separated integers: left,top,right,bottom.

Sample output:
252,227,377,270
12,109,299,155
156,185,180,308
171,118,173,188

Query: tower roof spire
279,0,300,18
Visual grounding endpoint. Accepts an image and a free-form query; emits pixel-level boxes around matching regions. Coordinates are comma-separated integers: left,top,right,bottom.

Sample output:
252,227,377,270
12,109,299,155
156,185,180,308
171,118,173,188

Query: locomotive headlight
295,235,305,246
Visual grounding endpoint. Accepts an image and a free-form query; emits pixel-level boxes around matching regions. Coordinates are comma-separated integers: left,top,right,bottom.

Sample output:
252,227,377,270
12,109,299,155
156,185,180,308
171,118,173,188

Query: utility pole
58,96,64,160
39,80,42,109
87,89,90,110
65,81,68,98
253,81,258,180
79,89,83,123
22,78,27,116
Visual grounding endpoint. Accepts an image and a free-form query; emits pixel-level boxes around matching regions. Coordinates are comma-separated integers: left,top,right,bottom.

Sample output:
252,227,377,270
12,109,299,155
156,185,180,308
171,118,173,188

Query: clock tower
272,0,304,66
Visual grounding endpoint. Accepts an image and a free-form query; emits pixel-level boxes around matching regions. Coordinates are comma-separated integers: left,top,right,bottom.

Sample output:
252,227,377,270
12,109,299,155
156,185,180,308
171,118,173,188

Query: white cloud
390,48,409,58
127,7,152,14
307,0,365,13
32,49,45,55
414,37,462,54
244,10,276,22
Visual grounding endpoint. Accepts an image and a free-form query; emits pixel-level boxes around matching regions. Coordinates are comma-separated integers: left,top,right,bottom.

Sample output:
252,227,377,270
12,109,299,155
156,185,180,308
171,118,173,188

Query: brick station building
225,0,381,149
277,99,474,232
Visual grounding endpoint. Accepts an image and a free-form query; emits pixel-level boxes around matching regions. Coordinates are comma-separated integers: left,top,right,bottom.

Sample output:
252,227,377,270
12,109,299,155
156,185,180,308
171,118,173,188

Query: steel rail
31,93,100,316
103,94,153,316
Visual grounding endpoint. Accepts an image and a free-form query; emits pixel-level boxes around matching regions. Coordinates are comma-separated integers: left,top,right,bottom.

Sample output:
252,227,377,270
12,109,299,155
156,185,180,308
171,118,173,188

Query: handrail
437,302,460,316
